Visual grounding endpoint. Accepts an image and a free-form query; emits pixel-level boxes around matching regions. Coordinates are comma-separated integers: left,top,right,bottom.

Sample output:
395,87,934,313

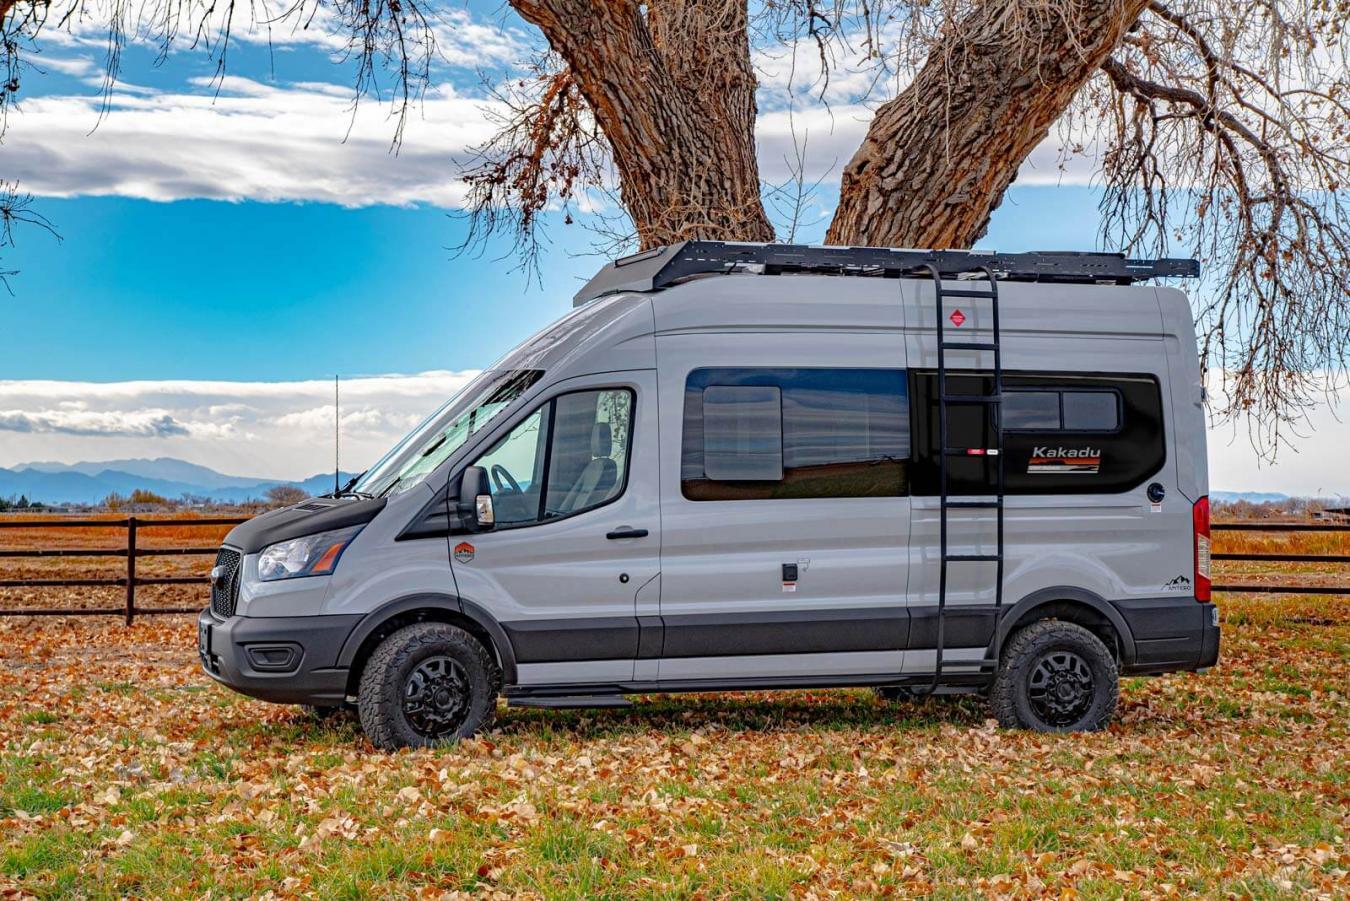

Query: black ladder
922,264,1006,693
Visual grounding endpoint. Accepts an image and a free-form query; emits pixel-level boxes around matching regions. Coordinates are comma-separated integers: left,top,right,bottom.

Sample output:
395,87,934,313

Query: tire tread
357,622,500,750
990,620,1118,732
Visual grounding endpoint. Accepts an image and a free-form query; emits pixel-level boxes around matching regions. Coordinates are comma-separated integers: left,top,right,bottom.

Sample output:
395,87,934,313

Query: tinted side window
1062,391,1119,430
1003,392,1060,429
682,368,910,500
703,386,784,480
1004,389,1121,432
910,372,1163,495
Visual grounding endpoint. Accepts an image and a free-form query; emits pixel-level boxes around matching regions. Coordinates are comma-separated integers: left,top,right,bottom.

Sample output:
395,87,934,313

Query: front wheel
357,622,500,750
990,620,1118,732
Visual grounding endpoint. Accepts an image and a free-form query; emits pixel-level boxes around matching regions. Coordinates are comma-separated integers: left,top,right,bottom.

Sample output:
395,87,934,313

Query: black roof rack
573,240,1199,306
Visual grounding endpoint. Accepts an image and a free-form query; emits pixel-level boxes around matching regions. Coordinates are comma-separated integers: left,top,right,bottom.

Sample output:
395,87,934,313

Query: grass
0,524,1347,896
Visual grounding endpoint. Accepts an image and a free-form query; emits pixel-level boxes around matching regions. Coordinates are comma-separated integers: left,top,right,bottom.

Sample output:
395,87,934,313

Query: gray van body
198,244,1218,708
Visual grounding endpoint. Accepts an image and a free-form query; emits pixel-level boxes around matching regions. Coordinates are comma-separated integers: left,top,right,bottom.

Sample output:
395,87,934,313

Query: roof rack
573,240,1200,306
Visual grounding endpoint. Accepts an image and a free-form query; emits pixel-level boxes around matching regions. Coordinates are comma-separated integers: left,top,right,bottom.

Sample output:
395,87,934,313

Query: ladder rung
945,554,1000,563
945,500,1001,509
941,341,999,351
940,394,1001,403
942,289,998,299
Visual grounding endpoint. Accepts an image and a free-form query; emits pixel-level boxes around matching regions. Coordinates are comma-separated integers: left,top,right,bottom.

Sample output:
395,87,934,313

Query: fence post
125,516,137,625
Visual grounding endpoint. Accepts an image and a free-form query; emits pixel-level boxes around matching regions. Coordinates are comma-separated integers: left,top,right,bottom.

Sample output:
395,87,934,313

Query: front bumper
197,609,361,706
1112,597,1221,675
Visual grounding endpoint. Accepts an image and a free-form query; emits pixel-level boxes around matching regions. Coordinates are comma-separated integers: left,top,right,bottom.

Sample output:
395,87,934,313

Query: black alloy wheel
990,619,1119,732
1026,649,1096,727
402,656,472,738
358,622,500,750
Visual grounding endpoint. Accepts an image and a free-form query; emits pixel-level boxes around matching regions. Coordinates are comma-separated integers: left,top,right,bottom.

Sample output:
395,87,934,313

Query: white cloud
0,409,190,437
6,75,502,205
10,35,1097,208
0,371,479,479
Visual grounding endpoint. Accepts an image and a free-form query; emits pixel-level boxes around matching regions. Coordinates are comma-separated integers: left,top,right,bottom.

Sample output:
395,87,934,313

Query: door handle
606,527,649,540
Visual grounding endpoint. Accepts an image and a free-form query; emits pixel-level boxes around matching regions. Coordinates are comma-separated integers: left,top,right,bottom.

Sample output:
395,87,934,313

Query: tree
264,485,311,508
0,0,1345,441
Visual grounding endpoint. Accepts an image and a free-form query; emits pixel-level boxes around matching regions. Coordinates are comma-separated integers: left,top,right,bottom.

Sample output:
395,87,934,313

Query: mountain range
0,457,358,505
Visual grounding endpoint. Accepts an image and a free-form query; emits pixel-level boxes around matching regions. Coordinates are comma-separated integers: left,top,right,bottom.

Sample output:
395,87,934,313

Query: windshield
352,369,544,497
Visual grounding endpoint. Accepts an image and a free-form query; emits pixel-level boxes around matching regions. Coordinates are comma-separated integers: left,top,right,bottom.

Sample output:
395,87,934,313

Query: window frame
456,385,637,532
1002,386,1124,435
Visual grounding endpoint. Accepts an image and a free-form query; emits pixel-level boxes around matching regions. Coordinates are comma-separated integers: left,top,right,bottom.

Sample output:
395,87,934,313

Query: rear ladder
922,264,1006,693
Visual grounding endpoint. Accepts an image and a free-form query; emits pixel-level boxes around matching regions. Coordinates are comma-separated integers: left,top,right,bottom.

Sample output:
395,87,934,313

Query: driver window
470,387,634,526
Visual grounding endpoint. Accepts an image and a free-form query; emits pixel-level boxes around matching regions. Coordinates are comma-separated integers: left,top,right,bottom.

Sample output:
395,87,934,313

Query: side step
507,695,633,709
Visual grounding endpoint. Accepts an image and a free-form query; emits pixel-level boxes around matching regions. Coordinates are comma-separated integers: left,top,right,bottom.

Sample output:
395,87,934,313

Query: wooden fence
1211,521,1350,595
0,517,248,622
0,517,1345,623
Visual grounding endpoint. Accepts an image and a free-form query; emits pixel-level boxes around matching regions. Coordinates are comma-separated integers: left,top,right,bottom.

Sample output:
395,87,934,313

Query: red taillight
1193,496,1211,602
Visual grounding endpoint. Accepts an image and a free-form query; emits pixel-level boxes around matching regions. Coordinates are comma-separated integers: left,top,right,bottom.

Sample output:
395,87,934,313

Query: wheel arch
338,592,517,697
995,586,1137,664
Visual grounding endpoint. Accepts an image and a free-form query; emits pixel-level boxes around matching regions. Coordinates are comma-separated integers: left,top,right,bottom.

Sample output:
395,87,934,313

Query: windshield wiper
418,434,450,458
327,474,373,499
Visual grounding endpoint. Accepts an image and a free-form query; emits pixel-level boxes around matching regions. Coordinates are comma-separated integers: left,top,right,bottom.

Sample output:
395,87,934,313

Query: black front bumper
198,609,361,706
1112,597,1221,675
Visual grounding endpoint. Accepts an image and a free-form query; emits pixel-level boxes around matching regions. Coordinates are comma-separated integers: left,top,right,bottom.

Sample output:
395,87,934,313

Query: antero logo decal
1027,445,1102,474
453,542,475,564
1163,575,1192,592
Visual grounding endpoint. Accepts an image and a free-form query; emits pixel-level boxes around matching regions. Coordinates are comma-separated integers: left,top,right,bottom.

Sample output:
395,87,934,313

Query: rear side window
682,368,910,500
1004,389,1121,432
910,372,1164,495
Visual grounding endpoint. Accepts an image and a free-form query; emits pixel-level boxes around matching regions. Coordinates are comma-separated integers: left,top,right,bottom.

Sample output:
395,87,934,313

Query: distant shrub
264,485,310,508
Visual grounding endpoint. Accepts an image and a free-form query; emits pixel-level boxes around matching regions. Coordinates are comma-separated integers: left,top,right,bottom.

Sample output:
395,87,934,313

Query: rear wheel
990,620,1118,732
357,623,500,750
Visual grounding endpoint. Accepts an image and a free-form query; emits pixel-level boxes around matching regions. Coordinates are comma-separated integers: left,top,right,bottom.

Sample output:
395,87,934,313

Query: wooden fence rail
1210,521,1350,595
0,517,249,622
0,517,1346,622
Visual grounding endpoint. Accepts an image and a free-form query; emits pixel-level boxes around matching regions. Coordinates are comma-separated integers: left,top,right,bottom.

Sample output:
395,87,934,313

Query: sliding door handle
606,527,649,540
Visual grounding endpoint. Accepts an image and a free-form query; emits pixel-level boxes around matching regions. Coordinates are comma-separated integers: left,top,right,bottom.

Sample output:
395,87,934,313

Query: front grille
210,547,242,618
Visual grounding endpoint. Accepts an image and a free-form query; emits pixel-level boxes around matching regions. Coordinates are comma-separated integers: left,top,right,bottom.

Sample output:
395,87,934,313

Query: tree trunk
827,0,1149,249
510,0,774,249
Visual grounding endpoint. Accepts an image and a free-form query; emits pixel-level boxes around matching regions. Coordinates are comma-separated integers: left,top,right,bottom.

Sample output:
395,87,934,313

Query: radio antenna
334,374,340,495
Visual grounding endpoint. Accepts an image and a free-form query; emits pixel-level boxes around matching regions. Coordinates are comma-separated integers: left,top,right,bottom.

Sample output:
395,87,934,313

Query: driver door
447,372,660,686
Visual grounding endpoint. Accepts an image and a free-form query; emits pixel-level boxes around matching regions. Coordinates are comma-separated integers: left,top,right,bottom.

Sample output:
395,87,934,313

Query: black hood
223,496,387,554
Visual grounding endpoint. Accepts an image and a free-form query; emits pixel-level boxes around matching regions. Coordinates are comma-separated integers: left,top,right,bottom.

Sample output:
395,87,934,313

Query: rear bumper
197,609,361,706
1112,597,1220,675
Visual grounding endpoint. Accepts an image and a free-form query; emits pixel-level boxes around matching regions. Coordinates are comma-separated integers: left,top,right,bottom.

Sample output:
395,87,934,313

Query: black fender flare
336,592,518,685
994,586,1137,664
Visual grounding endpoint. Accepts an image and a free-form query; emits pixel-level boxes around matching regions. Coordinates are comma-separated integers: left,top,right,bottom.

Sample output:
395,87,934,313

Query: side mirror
457,466,494,531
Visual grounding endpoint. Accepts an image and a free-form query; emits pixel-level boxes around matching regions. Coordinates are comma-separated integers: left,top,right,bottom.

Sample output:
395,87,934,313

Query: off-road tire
990,620,1118,732
357,623,500,750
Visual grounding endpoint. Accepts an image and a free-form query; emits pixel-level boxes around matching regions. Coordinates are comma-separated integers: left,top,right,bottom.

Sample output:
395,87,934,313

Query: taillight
1193,496,1211,602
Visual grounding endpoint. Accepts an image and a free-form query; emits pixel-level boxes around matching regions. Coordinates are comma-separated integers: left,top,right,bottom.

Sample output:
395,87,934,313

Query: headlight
257,526,363,582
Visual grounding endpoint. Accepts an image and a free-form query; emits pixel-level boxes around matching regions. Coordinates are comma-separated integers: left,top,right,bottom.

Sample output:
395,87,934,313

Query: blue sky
0,8,1343,493
4,188,1106,382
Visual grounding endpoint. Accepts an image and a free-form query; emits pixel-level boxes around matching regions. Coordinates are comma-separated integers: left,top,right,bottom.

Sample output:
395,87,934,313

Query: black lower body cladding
198,609,361,706
1111,597,1220,674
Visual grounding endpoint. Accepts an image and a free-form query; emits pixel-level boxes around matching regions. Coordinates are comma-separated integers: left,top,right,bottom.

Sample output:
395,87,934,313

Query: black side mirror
457,466,495,531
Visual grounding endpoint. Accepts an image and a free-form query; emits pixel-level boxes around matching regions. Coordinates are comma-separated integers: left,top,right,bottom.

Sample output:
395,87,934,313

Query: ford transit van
199,242,1219,748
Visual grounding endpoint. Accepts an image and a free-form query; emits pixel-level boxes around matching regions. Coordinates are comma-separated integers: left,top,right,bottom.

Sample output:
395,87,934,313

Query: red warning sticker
949,309,966,327
453,542,475,563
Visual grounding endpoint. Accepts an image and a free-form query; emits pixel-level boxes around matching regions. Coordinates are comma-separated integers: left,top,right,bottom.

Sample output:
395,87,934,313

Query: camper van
199,242,1219,749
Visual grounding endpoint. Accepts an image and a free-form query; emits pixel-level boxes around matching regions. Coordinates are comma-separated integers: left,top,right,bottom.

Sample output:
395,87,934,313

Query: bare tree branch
0,181,59,294
1084,0,1349,453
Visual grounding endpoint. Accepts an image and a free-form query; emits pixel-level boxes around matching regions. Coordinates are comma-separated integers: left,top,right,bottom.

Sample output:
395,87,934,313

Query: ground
0,521,1347,897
